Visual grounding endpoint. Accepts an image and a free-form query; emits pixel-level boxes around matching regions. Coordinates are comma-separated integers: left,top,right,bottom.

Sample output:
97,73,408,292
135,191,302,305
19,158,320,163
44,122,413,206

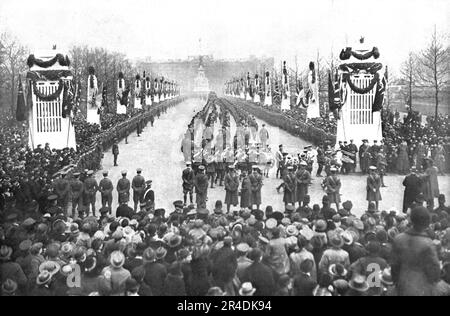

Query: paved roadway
94,97,449,217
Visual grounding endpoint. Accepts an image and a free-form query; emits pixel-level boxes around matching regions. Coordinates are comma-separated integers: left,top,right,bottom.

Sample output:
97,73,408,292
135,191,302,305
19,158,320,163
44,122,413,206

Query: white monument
26,49,77,150
334,38,386,147
86,66,101,125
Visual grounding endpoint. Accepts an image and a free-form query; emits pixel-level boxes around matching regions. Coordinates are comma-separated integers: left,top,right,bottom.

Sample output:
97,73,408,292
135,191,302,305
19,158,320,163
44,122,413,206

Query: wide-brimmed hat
236,243,251,253
329,233,344,248
315,220,327,232
239,282,256,296
36,270,53,285
380,268,394,286
110,251,125,268
2,279,18,295
155,247,167,260
39,261,61,276
168,234,182,248
286,225,299,237
265,218,277,230
143,248,156,263
341,231,354,245
329,263,348,278
348,275,369,292
0,245,13,260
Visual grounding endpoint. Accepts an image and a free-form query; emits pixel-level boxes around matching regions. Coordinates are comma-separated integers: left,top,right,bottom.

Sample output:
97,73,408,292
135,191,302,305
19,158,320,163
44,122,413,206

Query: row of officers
51,168,154,217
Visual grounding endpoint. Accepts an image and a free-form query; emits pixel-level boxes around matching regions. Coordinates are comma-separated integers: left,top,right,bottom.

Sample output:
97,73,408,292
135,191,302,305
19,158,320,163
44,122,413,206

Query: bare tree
0,32,28,115
400,52,419,112
416,26,450,117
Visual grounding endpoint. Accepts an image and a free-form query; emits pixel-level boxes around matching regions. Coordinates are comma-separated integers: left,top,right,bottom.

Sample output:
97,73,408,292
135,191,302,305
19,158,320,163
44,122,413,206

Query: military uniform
112,144,119,166
117,176,131,204
132,172,146,211
53,176,70,214
295,167,311,205
194,170,209,208
249,170,263,209
84,176,99,216
240,174,252,209
283,170,296,206
70,176,84,217
224,171,239,210
324,172,341,209
99,176,114,209
182,167,195,205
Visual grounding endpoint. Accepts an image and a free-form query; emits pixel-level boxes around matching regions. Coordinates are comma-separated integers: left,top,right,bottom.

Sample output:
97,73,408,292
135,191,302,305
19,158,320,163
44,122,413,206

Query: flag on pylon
16,75,27,121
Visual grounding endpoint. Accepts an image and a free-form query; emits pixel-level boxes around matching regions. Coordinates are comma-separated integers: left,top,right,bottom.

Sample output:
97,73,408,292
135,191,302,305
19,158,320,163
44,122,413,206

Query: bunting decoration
16,75,27,121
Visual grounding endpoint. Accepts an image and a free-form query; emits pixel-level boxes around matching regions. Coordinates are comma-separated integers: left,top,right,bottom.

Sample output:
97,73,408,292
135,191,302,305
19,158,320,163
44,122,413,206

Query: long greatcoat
224,173,239,206
249,173,263,205
295,169,311,204
422,166,440,201
240,176,252,209
391,229,441,296
325,175,341,204
366,174,382,202
396,143,410,174
283,173,296,204
194,173,209,207
402,173,422,213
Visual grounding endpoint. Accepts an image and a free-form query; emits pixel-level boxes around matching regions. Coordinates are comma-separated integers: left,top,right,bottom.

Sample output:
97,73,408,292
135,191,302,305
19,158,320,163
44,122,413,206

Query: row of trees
0,30,142,119
400,27,450,117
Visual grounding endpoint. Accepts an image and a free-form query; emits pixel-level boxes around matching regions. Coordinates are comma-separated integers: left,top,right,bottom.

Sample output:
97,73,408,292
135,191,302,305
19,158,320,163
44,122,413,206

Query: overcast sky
0,0,449,74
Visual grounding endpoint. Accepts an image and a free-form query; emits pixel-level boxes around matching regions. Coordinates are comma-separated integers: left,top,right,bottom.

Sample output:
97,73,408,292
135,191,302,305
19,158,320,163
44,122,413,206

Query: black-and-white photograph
0,0,449,299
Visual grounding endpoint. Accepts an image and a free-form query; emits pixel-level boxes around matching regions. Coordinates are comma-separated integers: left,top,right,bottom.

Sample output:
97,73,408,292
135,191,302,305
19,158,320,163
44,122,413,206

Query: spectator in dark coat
163,262,186,296
211,237,238,294
292,259,317,296
242,248,276,296
139,248,167,296
402,167,422,213
391,206,441,296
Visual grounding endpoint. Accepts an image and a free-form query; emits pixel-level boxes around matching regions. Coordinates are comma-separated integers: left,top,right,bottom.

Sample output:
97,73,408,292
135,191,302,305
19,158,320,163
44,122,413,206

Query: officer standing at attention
84,170,99,217
132,168,146,212
117,170,131,206
70,172,84,218
99,170,114,210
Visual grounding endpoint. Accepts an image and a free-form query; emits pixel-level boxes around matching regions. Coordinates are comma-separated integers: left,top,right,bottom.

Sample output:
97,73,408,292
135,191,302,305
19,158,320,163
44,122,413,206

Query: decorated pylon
306,62,320,119
246,72,252,101
160,77,165,102
26,49,76,149
153,78,159,104
133,74,142,109
145,76,152,106
116,72,127,114
240,78,245,99
264,71,272,106
254,74,261,104
334,37,386,147
281,61,291,111
86,66,100,125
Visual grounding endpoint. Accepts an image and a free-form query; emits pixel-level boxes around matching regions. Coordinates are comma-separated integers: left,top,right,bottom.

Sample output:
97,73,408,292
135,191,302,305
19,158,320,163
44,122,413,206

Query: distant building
137,55,274,94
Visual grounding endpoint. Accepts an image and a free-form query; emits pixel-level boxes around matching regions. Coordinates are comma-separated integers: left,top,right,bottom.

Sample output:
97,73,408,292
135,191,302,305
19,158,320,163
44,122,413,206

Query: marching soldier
84,170,99,216
53,172,70,215
367,166,382,210
249,166,263,210
194,165,209,208
295,161,311,207
182,162,195,205
132,168,146,212
283,166,296,208
117,170,131,205
112,140,120,166
224,165,239,213
99,171,113,210
324,167,342,211
70,172,84,218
